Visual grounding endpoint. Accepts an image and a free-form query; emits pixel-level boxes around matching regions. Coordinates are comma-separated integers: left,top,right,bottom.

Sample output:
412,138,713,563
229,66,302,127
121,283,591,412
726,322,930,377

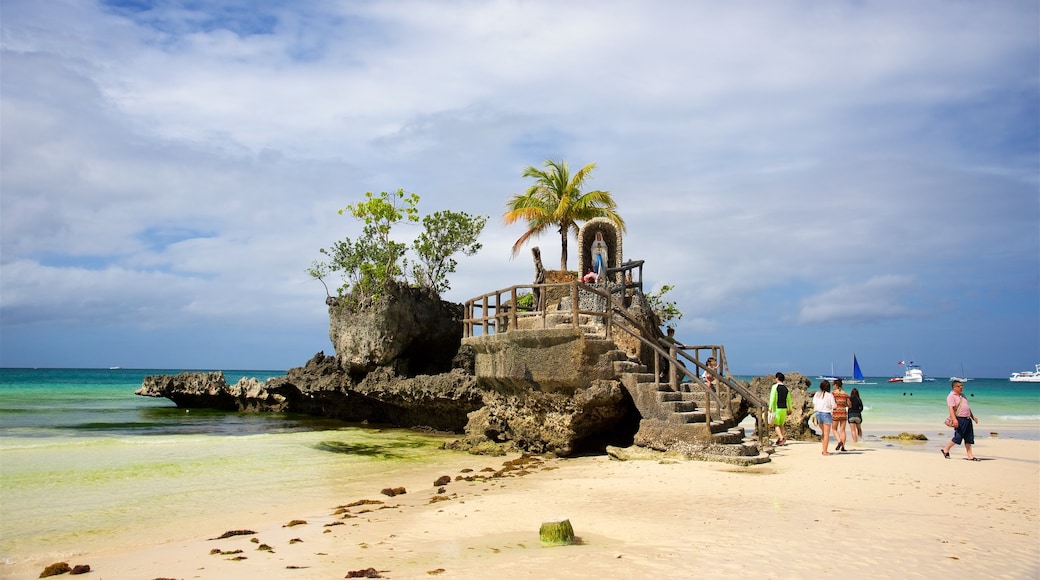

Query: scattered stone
289,538,303,544
324,521,346,527
345,568,383,578
429,495,452,504
339,499,384,508
39,562,70,577
380,487,406,497
284,519,308,527
286,565,309,569
434,475,451,486
228,556,248,561
211,529,257,540
881,433,928,441
539,519,575,546
437,486,446,494
210,549,244,556
427,568,446,575
250,538,260,543
258,544,274,552
70,565,91,575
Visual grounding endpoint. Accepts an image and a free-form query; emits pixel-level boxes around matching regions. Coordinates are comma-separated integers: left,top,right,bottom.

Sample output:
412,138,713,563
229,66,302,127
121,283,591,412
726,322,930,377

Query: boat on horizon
951,363,972,382
1010,364,1040,383
888,361,924,383
843,354,875,384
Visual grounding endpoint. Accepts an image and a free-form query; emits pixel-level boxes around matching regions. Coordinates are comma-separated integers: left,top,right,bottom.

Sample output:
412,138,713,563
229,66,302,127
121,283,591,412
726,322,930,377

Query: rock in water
539,518,575,546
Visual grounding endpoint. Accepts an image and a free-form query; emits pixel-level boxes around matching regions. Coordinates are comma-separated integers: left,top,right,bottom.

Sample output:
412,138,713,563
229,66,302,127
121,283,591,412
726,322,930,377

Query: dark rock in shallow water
70,564,91,575
136,371,292,412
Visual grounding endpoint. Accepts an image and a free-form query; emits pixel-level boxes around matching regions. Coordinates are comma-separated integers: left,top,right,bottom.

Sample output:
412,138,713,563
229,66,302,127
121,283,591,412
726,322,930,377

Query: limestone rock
136,371,291,412
328,281,462,376
742,372,816,440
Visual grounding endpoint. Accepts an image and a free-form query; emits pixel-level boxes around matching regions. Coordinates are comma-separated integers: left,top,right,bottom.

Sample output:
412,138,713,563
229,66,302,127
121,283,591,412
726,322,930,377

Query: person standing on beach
942,380,980,461
831,379,850,451
769,372,792,446
813,380,837,455
848,388,864,443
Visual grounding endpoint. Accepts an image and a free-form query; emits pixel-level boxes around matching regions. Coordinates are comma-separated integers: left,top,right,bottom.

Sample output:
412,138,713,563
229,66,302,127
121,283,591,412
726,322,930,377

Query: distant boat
844,354,875,384
109,366,122,370
816,363,840,382
950,363,972,382
889,361,924,383
1010,364,1040,383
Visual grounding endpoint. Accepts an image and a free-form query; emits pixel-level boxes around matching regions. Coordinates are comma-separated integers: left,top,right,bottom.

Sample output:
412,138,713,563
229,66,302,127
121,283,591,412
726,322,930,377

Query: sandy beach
7,433,1038,580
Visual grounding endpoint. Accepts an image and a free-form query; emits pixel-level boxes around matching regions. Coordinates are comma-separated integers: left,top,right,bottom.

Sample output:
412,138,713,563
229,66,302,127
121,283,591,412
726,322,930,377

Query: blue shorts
815,412,833,425
952,416,974,445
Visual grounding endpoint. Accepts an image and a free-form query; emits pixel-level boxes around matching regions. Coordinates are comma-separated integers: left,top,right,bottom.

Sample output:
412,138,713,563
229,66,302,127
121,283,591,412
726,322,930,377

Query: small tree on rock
308,189,488,307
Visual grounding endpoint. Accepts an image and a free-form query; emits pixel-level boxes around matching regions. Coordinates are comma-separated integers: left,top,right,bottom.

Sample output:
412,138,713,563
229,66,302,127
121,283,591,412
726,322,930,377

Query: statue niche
578,218,622,284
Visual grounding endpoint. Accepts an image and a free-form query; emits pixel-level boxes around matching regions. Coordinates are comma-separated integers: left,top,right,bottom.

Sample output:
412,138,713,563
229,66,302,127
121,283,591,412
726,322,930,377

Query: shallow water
0,368,463,566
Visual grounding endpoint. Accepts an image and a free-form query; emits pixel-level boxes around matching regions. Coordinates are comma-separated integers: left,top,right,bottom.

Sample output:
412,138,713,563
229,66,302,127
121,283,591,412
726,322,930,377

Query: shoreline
4,435,1038,579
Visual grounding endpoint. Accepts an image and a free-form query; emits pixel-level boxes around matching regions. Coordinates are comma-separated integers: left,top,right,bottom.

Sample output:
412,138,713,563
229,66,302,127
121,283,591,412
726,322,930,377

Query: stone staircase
537,308,769,465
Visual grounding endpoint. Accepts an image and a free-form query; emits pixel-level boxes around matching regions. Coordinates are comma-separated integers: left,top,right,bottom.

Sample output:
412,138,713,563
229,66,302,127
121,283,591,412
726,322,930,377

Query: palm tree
503,159,626,271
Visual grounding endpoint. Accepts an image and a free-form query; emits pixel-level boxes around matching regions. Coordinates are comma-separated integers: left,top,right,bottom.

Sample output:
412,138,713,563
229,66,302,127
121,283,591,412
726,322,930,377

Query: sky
2,0,1038,379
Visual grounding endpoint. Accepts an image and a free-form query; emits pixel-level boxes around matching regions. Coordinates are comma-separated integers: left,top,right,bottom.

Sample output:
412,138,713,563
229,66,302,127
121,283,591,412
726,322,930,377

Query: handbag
945,395,964,428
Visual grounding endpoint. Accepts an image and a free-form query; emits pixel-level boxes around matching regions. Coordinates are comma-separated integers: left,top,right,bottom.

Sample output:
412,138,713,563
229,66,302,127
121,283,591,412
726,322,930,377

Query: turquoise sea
0,368,466,571
1,369,1038,571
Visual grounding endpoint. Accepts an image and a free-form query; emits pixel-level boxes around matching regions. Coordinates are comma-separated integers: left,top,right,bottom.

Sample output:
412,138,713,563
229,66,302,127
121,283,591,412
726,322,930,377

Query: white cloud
1,0,1036,374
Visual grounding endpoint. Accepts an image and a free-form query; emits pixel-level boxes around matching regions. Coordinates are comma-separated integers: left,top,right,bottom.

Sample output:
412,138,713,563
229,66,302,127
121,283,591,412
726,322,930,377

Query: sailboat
844,354,875,384
950,363,972,382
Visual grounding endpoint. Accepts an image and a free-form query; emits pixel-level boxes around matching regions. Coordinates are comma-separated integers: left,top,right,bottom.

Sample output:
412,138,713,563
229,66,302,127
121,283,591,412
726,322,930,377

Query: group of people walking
769,373,980,460
769,372,863,456
809,377,864,455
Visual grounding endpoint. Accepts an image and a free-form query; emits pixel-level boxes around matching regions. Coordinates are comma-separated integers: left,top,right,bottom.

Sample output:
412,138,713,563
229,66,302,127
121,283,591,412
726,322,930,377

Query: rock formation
137,275,783,458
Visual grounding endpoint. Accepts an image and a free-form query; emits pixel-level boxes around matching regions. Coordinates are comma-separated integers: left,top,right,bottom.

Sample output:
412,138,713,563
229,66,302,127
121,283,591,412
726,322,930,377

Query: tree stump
539,518,574,546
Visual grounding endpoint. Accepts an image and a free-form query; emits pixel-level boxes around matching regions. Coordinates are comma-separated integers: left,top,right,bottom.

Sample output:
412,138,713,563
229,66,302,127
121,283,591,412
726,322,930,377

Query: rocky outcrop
328,281,462,376
742,372,817,440
139,353,485,433
136,371,293,412
451,379,638,456
136,278,777,457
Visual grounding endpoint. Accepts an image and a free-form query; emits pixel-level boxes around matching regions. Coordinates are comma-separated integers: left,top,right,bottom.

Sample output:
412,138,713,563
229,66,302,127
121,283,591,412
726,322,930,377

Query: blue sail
853,354,864,381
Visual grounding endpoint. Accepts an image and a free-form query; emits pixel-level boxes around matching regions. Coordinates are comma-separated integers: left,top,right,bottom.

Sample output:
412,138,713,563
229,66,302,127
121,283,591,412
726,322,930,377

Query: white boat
889,361,924,383
1010,364,1040,383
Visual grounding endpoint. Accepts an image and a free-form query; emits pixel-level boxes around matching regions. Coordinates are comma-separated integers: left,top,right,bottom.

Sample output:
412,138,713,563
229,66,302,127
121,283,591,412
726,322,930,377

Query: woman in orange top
831,378,851,452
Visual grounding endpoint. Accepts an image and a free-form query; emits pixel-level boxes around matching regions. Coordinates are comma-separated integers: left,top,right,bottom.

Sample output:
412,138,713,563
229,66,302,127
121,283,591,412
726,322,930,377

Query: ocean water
0,368,465,569
729,375,1040,443
1,369,1037,570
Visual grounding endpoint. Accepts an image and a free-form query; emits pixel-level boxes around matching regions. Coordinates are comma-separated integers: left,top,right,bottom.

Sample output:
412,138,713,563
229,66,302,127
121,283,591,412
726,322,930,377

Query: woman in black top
848,388,864,443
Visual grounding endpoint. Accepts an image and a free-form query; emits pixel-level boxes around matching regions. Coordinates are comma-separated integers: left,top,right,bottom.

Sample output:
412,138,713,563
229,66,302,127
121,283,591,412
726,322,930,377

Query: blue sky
2,0,1037,378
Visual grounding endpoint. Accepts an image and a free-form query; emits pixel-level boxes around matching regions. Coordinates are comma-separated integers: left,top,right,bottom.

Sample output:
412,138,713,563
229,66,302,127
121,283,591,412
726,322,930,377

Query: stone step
613,360,646,374
669,410,707,424
710,429,745,445
661,400,698,413
656,391,685,403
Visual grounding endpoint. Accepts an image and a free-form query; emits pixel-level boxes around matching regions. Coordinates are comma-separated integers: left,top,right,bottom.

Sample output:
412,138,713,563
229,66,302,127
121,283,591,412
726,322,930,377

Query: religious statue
590,231,608,281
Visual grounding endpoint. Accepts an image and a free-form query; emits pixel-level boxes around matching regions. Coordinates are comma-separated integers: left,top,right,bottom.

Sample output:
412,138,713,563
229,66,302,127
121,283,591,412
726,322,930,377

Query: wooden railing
463,280,615,338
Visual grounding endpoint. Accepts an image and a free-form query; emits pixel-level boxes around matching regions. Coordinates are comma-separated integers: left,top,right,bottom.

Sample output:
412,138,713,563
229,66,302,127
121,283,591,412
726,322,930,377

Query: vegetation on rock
309,189,487,305
645,283,683,328
504,158,625,270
